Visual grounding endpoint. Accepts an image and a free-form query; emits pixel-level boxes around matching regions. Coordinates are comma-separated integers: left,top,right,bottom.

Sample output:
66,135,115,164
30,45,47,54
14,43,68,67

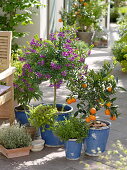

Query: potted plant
67,62,125,155
13,58,43,125
0,124,32,158
60,0,106,44
19,27,92,146
53,117,89,160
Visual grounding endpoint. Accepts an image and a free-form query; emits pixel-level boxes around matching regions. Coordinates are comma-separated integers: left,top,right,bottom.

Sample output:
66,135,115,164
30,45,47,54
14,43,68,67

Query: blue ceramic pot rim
15,105,29,112
90,120,111,131
48,104,73,115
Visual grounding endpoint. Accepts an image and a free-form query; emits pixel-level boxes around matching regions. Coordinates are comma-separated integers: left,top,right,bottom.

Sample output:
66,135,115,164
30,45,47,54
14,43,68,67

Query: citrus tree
67,62,125,122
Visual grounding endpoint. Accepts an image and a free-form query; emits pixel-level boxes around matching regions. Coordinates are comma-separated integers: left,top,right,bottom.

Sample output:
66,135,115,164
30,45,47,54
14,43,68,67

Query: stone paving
0,24,127,170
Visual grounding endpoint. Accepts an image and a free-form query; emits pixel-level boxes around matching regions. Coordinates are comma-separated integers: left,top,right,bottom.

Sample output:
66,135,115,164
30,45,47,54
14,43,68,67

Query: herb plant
53,117,89,142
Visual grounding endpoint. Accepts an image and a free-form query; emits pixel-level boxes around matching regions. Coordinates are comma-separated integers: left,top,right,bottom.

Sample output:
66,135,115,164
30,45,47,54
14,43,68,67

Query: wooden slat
0,67,16,80
0,91,11,105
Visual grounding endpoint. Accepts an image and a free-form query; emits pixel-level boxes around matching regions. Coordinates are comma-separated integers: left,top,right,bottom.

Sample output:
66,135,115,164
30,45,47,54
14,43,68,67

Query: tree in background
0,0,43,57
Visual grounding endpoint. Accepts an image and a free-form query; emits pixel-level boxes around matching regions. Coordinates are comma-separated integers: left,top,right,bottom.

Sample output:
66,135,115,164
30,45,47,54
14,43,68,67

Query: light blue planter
41,104,73,147
64,139,82,160
84,120,111,156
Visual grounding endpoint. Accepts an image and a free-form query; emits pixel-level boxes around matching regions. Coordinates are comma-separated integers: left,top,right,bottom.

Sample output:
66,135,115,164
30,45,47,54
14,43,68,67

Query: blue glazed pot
15,107,29,125
84,120,111,156
64,139,82,160
41,104,73,147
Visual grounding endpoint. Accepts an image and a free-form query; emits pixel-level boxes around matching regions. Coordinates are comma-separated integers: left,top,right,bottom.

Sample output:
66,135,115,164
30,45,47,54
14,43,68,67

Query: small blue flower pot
84,120,111,156
64,139,82,160
41,104,73,147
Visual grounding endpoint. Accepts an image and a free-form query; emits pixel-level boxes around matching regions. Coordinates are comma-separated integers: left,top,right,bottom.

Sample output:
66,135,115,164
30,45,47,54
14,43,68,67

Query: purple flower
62,52,69,56
28,88,34,91
23,64,31,69
50,62,61,70
66,39,71,43
35,72,42,78
68,57,75,61
79,58,85,62
25,52,31,55
57,32,65,37
13,83,18,88
38,60,45,66
71,64,75,68
73,53,78,57
65,64,71,67
19,57,26,61
49,84,54,87
49,33,56,41
61,71,67,77
40,55,46,58
45,74,51,79
30,49,37,53
22,79,27,83
50,37,56,41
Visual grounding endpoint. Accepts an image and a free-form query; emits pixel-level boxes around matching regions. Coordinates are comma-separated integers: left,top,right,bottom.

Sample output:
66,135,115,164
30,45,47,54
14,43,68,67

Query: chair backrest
0,31,12,73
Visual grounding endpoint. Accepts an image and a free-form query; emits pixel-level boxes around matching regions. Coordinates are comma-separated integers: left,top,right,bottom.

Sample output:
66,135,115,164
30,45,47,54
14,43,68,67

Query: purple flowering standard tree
21,28,92,107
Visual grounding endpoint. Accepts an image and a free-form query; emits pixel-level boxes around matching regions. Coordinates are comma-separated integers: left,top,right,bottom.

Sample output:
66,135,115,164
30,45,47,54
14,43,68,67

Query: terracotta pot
25,126,37,140
0,145,32,158
77,31,94,45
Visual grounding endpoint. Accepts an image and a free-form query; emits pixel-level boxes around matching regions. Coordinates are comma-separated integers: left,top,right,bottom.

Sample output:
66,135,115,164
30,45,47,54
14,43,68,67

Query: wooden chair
0,31,16,124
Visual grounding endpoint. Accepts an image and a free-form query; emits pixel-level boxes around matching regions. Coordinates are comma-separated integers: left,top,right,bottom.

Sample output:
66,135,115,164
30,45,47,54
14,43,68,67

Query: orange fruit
110,115,117,120
71,98,76,103
79,0,84,2
107,87,112,92
83,2,88,6
105,109,111,115
82,84,87,88
66,99,72,104
58,18,63,22
89,115,96,121
85,117,91,123
106,102,112,107
89,108,96,114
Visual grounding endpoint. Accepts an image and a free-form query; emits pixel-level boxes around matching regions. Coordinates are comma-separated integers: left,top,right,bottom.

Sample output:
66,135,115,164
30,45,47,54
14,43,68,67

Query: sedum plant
27,104,58,131
0,125,32,149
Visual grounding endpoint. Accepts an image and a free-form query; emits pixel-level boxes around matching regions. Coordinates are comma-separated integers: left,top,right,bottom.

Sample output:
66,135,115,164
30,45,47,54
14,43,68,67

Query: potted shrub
60,0,106,44
27,104,73,146
13,58,43,125
67,62,126,155
53,117,89,160
19,27,92,146
0,125,32,158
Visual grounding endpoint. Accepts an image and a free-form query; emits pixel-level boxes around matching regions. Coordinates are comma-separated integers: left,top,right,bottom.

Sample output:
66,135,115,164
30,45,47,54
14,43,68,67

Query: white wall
56,0,64,31
40,0,48,39
15,8,41,46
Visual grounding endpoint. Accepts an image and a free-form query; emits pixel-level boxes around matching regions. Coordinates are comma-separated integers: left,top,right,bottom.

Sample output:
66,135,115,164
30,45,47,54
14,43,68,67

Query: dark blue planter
41,104,73,147
15,108,29,125
84,120,111,156
64,139,82,160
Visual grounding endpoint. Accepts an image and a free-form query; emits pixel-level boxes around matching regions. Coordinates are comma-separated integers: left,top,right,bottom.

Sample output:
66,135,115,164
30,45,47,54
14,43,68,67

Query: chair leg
9,98,15,125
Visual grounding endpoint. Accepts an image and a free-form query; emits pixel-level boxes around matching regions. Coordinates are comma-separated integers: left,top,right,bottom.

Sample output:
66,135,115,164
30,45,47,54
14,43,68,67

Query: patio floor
0,24,127,170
